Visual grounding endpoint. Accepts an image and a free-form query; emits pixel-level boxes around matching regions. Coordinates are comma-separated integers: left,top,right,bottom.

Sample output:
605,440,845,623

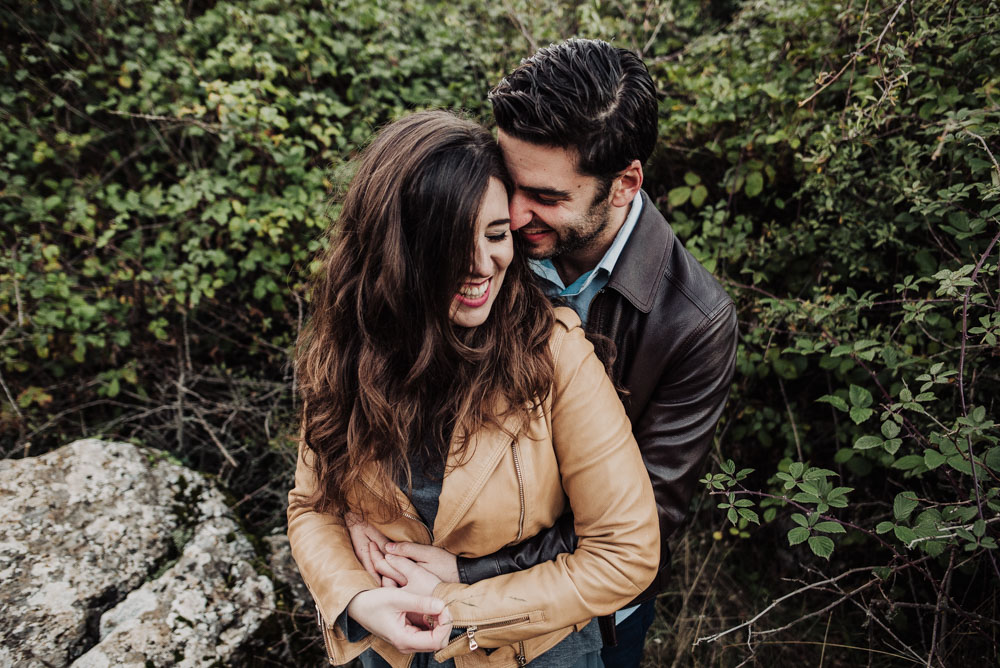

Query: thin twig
500,0,538,54
108,109,221,134
0,365,23,421
778,377,803,462
190,407,239,468
694,565,891,646
956,224,1000,580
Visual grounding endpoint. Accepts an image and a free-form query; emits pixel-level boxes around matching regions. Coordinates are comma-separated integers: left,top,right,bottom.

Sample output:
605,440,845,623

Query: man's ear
610,160,643,207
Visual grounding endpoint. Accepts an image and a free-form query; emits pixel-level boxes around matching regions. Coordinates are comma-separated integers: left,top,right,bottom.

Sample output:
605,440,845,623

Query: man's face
497,131,612,261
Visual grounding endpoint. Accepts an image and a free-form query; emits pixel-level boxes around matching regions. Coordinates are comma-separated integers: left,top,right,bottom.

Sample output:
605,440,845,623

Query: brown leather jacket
457,192,738,604
287,309,659,667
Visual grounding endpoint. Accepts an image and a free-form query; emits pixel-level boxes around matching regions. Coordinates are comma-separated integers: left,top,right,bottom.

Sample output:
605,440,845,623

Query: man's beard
538,197,613,260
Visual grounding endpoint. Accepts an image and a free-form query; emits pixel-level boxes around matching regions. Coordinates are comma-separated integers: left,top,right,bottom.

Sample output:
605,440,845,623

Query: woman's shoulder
548,306,592,369
552,305,582,331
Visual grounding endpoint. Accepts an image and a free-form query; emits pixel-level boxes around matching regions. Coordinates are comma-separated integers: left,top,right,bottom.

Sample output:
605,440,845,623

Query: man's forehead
497,130,587,187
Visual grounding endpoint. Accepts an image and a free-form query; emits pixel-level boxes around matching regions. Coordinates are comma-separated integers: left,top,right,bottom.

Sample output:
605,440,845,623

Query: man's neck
551,205,628,286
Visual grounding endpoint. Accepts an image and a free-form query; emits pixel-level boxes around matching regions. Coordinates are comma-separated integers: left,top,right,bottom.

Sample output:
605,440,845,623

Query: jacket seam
673,300,735,362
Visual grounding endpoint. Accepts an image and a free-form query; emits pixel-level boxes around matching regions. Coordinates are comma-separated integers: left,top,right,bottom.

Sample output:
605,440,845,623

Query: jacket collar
605,190,674,314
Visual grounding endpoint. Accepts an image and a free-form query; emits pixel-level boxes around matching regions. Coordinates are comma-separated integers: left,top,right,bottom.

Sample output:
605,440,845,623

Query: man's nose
509,192,533,231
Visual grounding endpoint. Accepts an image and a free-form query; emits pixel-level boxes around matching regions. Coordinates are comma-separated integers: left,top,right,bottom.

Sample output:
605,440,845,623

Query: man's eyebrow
519,185,572,199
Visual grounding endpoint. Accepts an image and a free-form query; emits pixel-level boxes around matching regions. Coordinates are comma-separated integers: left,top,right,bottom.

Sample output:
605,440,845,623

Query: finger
372,544,408,585
397,619,452,653
382,575,399,588
354,538,378,581
385,541,433,561
364,524,391,552
392,590,446,617
385,553,433,580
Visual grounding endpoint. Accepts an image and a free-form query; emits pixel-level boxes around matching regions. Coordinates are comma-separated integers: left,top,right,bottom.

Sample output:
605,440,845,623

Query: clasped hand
344,513,461,654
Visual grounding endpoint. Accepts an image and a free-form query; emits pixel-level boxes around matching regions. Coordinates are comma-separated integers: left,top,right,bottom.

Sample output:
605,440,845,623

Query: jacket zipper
457,615,532,652
510,439,525,542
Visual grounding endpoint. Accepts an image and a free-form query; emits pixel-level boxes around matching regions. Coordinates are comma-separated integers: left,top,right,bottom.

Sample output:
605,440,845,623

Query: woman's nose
470,241,491,277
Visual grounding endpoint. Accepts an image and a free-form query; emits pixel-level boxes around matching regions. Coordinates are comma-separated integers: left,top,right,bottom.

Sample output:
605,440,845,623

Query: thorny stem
956,225,1000,581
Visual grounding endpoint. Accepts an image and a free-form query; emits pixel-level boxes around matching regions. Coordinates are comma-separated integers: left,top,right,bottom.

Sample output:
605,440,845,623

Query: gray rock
0,439,275,667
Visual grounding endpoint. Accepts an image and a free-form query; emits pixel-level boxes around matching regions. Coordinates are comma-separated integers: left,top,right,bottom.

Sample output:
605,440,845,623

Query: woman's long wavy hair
295,110,555,520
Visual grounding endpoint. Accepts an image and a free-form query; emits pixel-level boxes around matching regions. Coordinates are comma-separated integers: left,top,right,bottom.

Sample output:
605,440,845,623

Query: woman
288,110,658,667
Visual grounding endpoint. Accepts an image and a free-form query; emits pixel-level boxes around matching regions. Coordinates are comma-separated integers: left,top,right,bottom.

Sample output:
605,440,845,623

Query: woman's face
449,177,514,328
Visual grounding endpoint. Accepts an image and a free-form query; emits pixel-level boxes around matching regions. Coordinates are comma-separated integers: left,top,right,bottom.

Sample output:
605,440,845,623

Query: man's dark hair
489,38,658,181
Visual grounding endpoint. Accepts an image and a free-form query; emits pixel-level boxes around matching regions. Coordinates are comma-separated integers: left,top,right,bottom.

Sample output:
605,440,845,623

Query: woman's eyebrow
487,218,512,227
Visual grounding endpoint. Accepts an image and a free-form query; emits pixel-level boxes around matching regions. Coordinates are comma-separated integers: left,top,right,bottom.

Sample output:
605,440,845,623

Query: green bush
2,0,997,664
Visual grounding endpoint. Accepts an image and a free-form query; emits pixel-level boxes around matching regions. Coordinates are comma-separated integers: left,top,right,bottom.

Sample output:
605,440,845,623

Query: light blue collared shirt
529,194,645,624
530,194,644,326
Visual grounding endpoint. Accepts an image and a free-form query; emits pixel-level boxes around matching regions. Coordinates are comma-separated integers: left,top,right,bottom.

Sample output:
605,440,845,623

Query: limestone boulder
0,439,275,667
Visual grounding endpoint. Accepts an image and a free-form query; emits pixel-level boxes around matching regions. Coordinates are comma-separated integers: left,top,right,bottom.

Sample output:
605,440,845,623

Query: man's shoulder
614,193,732,320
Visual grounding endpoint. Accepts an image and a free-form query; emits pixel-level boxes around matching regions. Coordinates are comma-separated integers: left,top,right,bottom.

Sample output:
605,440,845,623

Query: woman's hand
371,551,446,597
345,588,452,654
385,542,460,584
346,512,391,583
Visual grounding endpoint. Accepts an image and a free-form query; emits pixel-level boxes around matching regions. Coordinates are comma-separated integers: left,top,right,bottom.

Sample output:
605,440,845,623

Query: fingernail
385,542,396,551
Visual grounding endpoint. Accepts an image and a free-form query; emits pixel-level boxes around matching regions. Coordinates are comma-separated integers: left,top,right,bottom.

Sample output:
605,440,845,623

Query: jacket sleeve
431,319,659,659
455,512,576,584
286,437,379,642
638,301,737,545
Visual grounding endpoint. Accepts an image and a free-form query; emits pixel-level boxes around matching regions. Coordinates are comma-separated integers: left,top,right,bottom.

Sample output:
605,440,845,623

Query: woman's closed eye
486,220,511,243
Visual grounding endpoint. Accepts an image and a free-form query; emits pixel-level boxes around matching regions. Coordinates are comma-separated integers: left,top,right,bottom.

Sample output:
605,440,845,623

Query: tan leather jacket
287,308,659,667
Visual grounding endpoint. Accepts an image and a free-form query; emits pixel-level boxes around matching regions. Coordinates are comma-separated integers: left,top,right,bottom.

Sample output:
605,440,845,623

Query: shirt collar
530,194,645,291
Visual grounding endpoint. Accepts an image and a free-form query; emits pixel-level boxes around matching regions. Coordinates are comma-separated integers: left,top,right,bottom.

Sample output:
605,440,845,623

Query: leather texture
458,192,738,605
287,308,660,668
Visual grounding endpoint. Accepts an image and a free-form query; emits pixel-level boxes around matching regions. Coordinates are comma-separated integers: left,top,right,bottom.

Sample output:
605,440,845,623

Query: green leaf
744,171,763,197
850,407,874,424
984,447,1000,472
854,435,883,450
683,172,701,186
894,525,917,545
893,492,919,521
788,462,805,478
892,455,924,470
881,420,901,439
738,508,760,525
690,185,708,208
814,521,846,534
817,394,849,412
787,527,810,545
876,521,895,534
791,513,809,527
924,449,947,469
849,384,873,408
808,535,834,559
668,186,691,207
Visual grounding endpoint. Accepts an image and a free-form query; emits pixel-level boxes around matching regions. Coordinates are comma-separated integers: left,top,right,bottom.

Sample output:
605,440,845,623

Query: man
349,39,738,666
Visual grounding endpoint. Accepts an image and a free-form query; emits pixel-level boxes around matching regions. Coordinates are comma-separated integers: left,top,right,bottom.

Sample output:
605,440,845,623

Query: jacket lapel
431,413,522,543
607,190,673,314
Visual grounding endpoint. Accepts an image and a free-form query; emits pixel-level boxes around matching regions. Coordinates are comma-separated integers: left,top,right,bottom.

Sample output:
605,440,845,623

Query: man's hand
345,587,452,654
373,552,444,597
346,512,391,582
385,542,460,584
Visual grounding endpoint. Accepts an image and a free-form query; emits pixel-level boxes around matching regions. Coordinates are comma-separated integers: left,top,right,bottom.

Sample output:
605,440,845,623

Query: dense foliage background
3,0,998,665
